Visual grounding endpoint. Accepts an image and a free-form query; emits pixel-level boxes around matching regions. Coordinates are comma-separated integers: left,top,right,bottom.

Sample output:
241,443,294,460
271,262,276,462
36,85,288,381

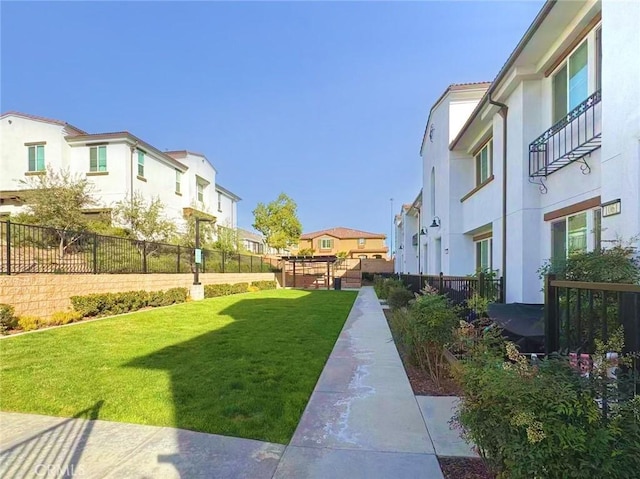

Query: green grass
0,289,357,444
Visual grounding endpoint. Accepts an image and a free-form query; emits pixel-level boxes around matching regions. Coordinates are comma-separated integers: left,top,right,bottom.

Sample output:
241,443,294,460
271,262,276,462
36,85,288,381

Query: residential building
0,112,240,232
295,227,388,259
238,228,265,255
394,194,422,274
418,0,639,303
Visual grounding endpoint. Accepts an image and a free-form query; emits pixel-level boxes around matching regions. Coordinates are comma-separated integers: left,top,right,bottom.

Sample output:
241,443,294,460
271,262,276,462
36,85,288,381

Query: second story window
217,192,222,212
358,238,366,248
27,144,45,172
553,40,589,123
319,238,333,250
175,170,182,194
137,150,145,177
197,182,204,202
89,146,107,172
475,139,493,185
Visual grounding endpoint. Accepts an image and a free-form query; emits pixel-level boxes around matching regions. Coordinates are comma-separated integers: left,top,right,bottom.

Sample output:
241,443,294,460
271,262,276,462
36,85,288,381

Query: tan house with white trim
294,227,388,259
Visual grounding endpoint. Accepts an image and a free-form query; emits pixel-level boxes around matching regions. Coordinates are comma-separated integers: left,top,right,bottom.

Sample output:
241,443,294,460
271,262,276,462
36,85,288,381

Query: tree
213,224,240,255
112,192,176,257
252,193,302,253
19,166,97,259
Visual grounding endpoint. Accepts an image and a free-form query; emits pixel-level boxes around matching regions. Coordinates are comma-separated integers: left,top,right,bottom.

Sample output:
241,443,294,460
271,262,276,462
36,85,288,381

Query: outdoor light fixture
419,227,428,235
430,216,441,228
399,245,404,250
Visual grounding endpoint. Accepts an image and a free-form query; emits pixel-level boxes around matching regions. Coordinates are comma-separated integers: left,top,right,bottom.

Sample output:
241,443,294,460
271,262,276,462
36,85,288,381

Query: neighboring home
418,0,639,303
238,228,265,255
0,112,241,233
394,193,422,274
295,227,388,259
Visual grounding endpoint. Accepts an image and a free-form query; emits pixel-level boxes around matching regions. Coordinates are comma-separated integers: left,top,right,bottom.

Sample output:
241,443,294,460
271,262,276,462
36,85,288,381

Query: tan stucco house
295,227,388,259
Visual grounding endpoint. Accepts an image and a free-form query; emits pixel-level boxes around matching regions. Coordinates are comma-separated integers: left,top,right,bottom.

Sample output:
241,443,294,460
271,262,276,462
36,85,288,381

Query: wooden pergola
280,255,338,289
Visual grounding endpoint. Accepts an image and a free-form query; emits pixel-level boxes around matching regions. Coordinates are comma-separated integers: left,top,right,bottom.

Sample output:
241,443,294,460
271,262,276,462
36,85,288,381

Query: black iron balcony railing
529,90,602,178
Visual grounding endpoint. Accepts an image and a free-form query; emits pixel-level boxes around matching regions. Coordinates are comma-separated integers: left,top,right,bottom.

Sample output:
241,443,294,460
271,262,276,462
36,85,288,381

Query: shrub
454,333,640,479
229,282,249,294
387,287,414,310
71,288,187,317
251,280,277,290
70,294,109,317
164,287,188,304
18,315,46,331
204,284,232,298
0,304,17,334
373,276,405,300
49,310,83,326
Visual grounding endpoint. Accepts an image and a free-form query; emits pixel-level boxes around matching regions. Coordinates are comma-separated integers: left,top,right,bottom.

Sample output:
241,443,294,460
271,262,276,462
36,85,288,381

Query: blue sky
1,0,543,238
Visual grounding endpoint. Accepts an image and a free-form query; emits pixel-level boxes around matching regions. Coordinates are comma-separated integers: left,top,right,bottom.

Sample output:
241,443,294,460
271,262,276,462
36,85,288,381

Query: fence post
250,255,253,273
177,245,181,273
92,233,98,274
544,274,559,354
142,241,147,274
438,272,444,295
620,292,639,355
499,277,504,303
222,251,225,273
5,220,11,276
478,271,485,298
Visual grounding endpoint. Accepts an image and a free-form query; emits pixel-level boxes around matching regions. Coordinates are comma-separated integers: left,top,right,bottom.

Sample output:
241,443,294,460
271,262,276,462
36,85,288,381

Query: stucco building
295,227,388,259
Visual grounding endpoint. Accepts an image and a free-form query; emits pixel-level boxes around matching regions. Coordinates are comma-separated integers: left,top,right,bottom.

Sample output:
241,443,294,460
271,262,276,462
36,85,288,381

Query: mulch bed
438,457,494,479
383,307,496,479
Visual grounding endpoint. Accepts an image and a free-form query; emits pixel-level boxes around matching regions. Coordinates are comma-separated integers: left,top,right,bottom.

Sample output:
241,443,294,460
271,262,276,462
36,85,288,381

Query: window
551,211,590,267
475,139,493,185
358,238,366,248
475,238,492,272
553,41,589,123
319,238,333,250
217,192,222,212
197,182,204,202
175,170,182,194
595,28,602,91
137,150,145,177
27,145,45,172
89,146,107,172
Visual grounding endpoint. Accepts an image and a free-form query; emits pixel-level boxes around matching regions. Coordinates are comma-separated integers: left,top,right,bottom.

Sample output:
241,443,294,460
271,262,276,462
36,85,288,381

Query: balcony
529,90,601,178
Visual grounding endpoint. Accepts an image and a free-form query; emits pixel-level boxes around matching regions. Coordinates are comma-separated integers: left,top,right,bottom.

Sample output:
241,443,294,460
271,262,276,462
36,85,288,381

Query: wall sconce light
430,216,441,228
419,227,428,235
398,245,404,250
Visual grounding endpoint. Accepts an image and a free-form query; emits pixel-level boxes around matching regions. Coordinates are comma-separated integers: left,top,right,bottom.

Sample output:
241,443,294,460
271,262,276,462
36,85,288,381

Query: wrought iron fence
0,220,278,275
399,272,503,305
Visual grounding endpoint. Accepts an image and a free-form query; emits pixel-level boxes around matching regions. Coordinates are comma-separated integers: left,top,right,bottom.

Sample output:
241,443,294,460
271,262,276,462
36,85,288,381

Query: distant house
296,227,388,259
238,228,265,254
0,112,240,234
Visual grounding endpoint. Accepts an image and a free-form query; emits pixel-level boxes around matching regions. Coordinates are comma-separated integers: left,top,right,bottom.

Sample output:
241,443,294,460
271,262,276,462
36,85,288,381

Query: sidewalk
0,287,447,478
273,286,444,478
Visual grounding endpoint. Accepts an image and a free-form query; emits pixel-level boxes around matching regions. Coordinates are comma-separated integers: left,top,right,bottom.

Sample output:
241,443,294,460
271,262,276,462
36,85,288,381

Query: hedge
71,288,188,317
204,280,277,299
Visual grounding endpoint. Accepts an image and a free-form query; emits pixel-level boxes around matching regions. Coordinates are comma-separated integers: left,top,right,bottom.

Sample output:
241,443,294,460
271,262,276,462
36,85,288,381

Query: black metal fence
544,275,640,356
399,272,504,305
0,220,278,275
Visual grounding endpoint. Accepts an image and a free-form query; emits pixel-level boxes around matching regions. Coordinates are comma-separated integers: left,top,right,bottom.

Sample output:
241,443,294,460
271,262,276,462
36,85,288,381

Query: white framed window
175,170,182,194
197,182,205,202
358,237,366,247
475,238,492,272
553,40,589,123
475,139,493,185
27,144,45,172
551,210,601,266
319,238,333,250
89,146,107,172
217,192,222,212
137,150,145,177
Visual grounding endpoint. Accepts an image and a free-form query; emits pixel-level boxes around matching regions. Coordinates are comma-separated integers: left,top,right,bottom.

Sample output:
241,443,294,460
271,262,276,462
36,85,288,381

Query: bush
0,304,17,334
49,310,83,326
18,315,46,331
164,287,188,304
387,287,414,310
251,280,277,290
71,288,188,317
454,334,640,479
229,282,249,294
204,284,232,298
373,276,405,300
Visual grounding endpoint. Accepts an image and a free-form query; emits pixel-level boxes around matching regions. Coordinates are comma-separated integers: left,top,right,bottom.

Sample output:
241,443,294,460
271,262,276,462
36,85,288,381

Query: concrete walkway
273,286,444,478
1,287,453,478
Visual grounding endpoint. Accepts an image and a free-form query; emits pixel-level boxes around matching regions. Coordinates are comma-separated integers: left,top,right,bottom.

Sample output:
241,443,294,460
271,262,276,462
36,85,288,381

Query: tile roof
1,111,87,135
164,150,207,159
300,227,386,240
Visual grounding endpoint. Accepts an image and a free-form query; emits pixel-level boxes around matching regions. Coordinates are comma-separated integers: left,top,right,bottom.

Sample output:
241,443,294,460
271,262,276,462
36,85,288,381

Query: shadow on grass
0,401,103,479
126,291,356,442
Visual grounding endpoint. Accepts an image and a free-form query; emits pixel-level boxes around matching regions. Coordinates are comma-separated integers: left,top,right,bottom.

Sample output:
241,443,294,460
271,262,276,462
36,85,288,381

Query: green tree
18,166,97,259
252,193,302,253
112,192,176,257
213,224,240,254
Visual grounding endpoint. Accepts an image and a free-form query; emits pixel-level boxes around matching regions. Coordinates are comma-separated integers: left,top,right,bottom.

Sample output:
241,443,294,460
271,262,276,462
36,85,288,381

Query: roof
419,83,491,155
449,0,557,150
237,228,263,242
215,184,242,201
65,132,188,171
300,227,386,240
164,150,207,159
1,111,87,136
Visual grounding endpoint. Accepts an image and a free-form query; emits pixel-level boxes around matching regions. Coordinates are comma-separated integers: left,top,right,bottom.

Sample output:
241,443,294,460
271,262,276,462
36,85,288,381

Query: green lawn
0,289,357,444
